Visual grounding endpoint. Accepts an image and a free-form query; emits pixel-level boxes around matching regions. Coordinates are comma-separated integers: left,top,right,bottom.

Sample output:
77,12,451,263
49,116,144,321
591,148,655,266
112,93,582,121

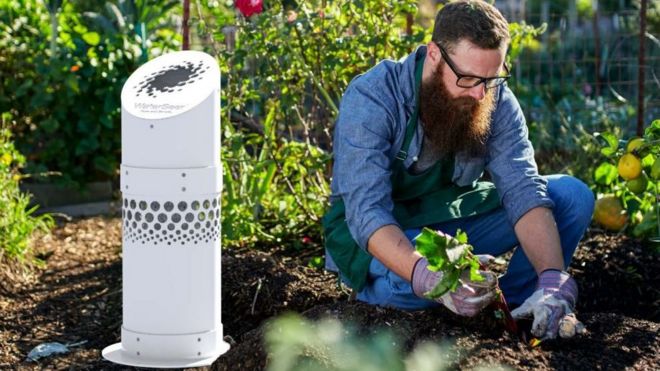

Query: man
323,0,594,340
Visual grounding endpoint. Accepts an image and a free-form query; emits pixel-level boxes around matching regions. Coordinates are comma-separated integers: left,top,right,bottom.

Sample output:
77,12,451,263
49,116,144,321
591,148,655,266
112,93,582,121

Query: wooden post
637,0,647,136
183,0,190,50
406,13,413,36
592,0,601,97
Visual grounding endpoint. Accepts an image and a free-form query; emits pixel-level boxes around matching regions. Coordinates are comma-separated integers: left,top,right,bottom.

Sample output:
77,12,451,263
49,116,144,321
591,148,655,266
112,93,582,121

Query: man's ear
426,41,441,63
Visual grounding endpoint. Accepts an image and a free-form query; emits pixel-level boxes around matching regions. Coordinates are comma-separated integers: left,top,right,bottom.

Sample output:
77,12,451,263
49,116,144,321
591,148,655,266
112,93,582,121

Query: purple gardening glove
411,256,498,317
511,269,586,340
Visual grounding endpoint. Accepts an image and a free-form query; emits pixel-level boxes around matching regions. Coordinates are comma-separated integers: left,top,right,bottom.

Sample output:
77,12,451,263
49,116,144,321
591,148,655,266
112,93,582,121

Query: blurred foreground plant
0,113,53,264
265,313,450,371
265,312,511,371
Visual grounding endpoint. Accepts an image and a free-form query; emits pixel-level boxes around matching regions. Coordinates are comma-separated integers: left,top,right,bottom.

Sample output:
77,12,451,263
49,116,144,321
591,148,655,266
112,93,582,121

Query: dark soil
0,217,658,370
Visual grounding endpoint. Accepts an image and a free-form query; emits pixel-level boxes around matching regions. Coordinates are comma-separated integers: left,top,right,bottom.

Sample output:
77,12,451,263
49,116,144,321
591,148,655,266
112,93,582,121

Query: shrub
201,0,424,247
524,93,635,177
0,0,180,187
0,113,54,263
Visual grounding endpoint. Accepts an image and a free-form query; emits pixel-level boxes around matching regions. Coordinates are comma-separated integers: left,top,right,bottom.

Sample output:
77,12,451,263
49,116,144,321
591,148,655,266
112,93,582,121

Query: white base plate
102,341,230,368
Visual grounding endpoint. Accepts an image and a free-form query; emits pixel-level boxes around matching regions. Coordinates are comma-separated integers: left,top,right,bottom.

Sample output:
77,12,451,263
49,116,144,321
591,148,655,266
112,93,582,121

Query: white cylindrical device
102,50,229,368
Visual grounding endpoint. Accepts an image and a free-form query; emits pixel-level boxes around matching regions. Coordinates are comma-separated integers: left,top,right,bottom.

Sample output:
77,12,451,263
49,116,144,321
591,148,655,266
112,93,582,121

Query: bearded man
323,0,594,341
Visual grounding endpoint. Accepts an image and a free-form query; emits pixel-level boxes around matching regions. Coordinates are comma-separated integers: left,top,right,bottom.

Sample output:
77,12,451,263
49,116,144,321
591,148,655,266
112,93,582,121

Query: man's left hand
510,269,586,340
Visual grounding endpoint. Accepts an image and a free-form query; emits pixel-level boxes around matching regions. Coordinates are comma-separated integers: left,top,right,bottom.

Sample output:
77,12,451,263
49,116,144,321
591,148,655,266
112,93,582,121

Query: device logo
134,60,209,98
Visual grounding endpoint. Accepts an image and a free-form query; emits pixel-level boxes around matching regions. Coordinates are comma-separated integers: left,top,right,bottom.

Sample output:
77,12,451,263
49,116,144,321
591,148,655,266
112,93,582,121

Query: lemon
626,172,648,194
618,153,642,180
625,137,645,154
593,196,627,231
0,153,11,166
651,157,660,180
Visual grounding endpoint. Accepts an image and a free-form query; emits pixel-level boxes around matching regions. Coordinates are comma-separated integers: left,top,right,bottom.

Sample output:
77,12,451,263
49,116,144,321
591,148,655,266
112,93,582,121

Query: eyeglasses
435,42,510,89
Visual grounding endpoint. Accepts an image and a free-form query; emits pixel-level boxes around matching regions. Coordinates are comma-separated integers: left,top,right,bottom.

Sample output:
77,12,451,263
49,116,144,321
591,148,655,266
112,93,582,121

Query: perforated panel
122,197,220,246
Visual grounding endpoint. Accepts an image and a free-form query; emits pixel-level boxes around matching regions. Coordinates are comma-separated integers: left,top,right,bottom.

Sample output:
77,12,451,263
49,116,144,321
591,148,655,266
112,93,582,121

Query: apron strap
395,55,425,162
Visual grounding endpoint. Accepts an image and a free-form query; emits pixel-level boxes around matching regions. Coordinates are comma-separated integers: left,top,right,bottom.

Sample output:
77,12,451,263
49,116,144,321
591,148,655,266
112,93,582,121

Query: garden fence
502,7,659,134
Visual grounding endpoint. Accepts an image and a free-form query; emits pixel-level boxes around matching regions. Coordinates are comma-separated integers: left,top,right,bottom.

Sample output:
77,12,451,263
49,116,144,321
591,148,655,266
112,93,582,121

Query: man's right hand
411,257,498,317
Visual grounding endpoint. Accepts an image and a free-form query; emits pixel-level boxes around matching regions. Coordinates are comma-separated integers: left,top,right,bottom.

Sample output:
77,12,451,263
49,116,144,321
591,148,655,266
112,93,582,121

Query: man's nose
467,83,486,100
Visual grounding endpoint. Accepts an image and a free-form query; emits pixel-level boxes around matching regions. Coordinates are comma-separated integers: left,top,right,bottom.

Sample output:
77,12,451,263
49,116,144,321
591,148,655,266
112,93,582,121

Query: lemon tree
593,119,660,240
626,173,649,194
593,196,628,231
617,153,643,180
626,137,645,153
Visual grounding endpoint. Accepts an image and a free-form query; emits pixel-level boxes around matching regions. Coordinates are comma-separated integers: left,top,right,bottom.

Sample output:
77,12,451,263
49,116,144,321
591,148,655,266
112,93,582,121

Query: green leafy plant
592,119,660,242
415,228,520,338
0,113,54,263
507,21,546,65
215,0,424,144
221,103,332,246
415,228,483,298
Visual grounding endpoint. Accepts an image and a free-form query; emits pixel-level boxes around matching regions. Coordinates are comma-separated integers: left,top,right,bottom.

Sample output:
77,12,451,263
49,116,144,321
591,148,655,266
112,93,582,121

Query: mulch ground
0,216,658,370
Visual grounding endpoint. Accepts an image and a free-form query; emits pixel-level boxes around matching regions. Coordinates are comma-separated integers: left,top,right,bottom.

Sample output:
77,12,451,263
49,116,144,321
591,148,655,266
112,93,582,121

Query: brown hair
432,0,510,52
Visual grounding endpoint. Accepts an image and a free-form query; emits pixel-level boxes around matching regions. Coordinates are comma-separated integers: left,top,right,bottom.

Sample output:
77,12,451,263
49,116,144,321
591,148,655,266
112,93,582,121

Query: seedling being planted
415,227,524,341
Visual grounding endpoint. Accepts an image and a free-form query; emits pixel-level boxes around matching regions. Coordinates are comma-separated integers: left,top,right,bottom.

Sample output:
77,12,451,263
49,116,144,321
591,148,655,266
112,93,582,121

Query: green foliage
0,113,54,263
221,103,331,246
592,119,660,240
0,0,180,186
265,313,457,371
217,0,424,144
525,94,635,177
415,227,482,298
507,21,546,64
83,0,181,63
199,0,423,247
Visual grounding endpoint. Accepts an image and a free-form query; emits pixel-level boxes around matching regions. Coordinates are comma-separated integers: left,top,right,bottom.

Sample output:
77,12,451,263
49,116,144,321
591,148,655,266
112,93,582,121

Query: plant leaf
416,228,484,299
445,243,469,264
593,132,619,156
415,227,450,269
468,259,484,282
425,269,461,298
593,162,618,185
82,31,100,46
644,119,660,141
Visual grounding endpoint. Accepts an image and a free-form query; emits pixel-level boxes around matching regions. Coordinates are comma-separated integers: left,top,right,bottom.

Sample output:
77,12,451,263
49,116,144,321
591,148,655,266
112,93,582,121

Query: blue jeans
356,174,595,310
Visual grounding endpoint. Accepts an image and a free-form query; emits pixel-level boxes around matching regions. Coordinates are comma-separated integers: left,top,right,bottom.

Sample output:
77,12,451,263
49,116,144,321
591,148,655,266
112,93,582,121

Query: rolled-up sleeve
332,80,402,250
486,86,554,226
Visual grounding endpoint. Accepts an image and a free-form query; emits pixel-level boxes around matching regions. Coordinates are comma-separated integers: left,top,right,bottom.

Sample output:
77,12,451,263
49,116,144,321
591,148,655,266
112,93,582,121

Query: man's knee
546,174,594,227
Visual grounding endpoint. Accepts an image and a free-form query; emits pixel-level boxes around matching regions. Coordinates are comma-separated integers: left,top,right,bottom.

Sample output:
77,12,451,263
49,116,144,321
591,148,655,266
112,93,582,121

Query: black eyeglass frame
435,42,511,89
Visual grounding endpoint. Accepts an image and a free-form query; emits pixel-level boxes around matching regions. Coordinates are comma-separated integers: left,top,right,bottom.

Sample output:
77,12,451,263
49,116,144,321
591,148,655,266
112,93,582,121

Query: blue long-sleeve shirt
329,45,554,253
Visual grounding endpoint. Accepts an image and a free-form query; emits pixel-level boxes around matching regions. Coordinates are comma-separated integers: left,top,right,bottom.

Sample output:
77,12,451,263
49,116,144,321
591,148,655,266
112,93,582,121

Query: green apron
323,56,501,291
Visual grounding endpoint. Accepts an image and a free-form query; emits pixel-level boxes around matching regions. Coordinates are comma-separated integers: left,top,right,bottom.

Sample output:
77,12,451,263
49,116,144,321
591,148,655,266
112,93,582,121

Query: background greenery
0,0,180,186
0,112,53,263
0,0,657,255
209,0,424,247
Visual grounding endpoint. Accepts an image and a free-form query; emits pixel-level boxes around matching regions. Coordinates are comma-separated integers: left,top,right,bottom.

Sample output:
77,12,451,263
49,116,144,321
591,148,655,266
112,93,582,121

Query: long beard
418,62,495,157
